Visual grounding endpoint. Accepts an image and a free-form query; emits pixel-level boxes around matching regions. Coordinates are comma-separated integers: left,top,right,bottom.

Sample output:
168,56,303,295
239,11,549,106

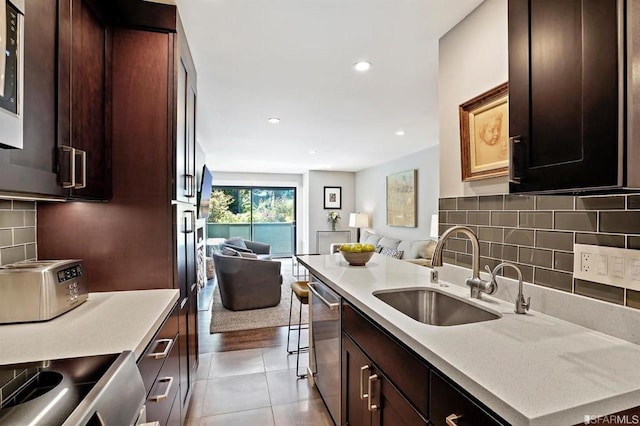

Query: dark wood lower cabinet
138,303,180,426
342,334,428,426
341,300,504,426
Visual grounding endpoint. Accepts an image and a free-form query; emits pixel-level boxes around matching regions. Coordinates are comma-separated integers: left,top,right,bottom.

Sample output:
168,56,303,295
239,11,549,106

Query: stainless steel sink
373,288,501,326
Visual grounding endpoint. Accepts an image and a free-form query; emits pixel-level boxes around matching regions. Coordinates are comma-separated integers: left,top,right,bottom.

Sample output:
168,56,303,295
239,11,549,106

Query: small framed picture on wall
324,186,342,209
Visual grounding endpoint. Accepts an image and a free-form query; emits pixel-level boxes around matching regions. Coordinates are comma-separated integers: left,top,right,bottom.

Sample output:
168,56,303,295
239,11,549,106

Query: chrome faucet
431,226,496,299
488,262,530,314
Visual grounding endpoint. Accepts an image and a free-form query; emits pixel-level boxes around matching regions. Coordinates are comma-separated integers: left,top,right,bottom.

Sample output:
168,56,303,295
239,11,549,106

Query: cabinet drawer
138,304,179,395
430,371,502,426
342,301,430,418
146,331,180,426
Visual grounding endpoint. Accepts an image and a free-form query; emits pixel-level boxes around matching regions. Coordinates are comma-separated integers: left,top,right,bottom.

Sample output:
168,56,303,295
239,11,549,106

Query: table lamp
349,213,370,243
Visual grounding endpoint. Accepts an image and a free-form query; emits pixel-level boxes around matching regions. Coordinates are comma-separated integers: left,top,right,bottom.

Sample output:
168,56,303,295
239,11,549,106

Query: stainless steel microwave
0,0,24,149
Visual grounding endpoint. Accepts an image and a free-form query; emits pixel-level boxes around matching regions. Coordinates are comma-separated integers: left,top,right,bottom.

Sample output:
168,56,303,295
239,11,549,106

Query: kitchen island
0,289,179,365
298,253,640,426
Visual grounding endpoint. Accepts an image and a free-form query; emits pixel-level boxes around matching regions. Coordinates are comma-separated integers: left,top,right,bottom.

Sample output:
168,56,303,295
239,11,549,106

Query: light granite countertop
0,289,179,365
298,253,640,426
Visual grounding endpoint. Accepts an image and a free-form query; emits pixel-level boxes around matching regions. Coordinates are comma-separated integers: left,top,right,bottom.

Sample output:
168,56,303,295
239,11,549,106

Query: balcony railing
207,222,294,257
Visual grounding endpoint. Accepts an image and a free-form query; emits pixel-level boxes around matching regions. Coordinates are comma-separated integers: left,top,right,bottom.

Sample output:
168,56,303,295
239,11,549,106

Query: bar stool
287,280,309,378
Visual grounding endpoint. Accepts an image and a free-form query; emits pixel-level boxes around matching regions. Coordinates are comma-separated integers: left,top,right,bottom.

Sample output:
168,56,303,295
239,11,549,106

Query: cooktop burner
0,352,145,426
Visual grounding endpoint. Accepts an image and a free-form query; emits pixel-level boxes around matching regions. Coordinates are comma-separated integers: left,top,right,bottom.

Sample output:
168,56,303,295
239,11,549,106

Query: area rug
210,273,309,333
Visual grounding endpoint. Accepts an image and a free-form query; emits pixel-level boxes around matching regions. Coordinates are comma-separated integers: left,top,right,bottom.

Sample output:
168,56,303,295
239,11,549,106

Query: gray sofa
212,250,282,311
332,230,436,266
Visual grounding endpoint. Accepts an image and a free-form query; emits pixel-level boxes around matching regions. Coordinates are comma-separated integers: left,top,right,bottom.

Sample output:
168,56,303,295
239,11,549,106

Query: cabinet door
58,0,111,200
430,371,502,426
175,59,196,203
343,335,427,426
508,0,621,193
0,0,64,197
342,334,373,426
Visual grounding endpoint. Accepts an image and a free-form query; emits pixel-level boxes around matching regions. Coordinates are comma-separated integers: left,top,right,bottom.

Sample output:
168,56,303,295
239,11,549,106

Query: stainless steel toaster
0,259,88,324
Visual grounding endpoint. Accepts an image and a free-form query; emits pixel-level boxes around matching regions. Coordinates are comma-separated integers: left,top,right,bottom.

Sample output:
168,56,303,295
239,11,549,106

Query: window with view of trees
208,187,296,257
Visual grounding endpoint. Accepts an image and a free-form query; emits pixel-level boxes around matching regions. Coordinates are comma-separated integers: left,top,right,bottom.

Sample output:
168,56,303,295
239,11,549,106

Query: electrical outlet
581,253,592,272
574,244,640,291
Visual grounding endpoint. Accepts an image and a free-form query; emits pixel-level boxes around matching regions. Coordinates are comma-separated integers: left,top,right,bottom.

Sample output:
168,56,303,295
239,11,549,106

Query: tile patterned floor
185,348,333,425
186,265,334,426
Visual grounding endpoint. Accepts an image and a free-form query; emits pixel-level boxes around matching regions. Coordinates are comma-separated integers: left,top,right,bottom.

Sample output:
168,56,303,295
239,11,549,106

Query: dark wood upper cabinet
508,0,625,194
57,0,112,200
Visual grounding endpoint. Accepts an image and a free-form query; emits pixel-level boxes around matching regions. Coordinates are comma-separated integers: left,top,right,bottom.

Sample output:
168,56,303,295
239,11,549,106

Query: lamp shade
430,214,439,238
349,213,369,228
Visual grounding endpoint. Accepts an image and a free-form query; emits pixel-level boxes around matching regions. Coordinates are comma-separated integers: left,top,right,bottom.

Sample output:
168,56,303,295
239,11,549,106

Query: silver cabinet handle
184,210,195,233
60,145,76,189
307,283,340,310
74,148,87,189
148,376,173,402
367,374,379,412
139,423,160,426
147,338,173,359
185,174,195,198
446,413,463,425
509,136,521,184
359,365,370,400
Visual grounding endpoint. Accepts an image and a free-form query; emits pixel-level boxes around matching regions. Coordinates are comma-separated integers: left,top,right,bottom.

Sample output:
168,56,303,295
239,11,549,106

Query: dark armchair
221,237,272,260
212,251,282,311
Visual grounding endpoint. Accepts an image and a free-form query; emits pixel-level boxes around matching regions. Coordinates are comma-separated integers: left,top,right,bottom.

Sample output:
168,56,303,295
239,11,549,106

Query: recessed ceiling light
353,61,371,72
309,150,317,155
268,117,281,124
396,130,406,136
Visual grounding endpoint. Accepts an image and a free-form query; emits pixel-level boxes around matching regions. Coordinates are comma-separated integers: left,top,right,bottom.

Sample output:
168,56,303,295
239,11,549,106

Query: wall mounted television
197,165,213,219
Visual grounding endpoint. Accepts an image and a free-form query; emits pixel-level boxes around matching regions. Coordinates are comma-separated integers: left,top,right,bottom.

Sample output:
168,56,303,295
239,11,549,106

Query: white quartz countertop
298,253,640,426
0,289,179,365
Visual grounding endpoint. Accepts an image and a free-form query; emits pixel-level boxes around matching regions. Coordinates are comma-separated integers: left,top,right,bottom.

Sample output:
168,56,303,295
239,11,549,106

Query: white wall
306,170,356,254
355,146,439,241
438,0,509,198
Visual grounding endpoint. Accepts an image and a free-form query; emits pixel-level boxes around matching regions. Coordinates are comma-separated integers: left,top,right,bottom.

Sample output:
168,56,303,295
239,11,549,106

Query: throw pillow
225,237,247,250
378,246,404,259
238,252,258,259
378,236,401,249
221,247,240,256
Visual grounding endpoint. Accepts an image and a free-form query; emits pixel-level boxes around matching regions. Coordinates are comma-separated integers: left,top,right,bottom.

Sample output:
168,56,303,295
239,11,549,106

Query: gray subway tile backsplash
479,195,504,211
574,279,625,305
518,247,553,268
576,232,626,248
491,211,518,227
536,196,575,211
468,211,490,225
534,268,573,292
600,211,640,234
535,230,573,251
553,211,597,232
439,193,640,311
0,200,37,266
505,195,535,210
504,229,534,246
553,251,574,273
519,212,552,229
457,196,479,210
576,196,625,211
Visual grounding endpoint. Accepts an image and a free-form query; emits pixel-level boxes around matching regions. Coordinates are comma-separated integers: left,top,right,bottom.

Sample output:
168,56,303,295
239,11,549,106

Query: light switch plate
574,244,640,291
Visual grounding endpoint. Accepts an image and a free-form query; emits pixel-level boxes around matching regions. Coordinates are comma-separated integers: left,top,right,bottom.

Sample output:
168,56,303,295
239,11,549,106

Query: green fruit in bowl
351,243,363,252
340,243,352,252
362,244,375,252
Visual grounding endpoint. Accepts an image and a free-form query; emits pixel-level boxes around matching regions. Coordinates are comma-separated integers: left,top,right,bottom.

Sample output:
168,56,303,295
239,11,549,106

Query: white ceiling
175,0,483,174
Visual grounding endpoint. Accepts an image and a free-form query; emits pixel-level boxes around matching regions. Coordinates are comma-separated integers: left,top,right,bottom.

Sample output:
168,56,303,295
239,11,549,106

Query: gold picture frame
459,82,509,181
386,169,417,227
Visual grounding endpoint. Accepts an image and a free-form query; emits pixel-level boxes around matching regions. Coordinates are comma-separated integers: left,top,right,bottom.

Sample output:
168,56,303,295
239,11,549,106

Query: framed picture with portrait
324,186,342,209
459,82,509,181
